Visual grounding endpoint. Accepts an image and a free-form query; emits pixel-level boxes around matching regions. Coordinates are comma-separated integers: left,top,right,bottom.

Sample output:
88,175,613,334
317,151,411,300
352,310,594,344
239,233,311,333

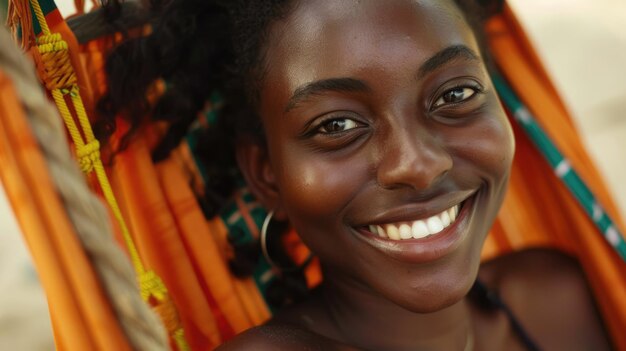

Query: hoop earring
260,210,313,272
260,209,280,270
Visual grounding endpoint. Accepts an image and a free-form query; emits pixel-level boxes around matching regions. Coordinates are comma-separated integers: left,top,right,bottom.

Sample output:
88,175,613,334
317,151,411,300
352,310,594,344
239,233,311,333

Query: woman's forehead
260,0,478,111
265,0,471,57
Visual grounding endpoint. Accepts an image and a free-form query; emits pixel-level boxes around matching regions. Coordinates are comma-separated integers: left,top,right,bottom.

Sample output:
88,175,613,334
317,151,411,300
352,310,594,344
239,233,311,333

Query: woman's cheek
452,114,515,183
277,154,361,221
486,116,515,180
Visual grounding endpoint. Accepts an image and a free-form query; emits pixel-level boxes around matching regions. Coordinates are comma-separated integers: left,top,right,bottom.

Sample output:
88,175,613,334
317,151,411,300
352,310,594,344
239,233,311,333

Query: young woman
99,0,612,349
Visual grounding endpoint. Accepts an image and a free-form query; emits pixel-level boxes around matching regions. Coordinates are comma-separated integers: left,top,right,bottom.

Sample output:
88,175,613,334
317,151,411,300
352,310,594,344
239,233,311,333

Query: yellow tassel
152,289,191,351
28,0,191,348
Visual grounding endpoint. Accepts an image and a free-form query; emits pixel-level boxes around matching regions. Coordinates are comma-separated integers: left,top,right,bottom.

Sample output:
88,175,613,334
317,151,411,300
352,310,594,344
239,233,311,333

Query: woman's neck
319,272,474,351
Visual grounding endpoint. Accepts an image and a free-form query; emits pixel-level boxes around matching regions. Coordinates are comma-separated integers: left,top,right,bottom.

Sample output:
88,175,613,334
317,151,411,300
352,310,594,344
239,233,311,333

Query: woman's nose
376,128,453,191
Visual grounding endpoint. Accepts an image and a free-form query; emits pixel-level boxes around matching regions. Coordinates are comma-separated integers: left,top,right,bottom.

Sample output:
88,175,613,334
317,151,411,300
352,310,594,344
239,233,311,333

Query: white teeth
368,204,461,241
441,210,451,227
427,217,444,233
386,224,401,240
376,225,386,238
399,224,413,239
411,220,429,239
448,207,457,221
370,225,387,238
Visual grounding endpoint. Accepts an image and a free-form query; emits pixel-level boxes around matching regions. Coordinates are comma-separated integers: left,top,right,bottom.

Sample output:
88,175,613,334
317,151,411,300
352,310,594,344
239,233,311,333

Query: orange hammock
1,2,625,350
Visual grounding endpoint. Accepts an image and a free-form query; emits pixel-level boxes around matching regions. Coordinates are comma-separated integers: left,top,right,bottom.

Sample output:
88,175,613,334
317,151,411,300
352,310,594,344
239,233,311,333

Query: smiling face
240,0,515,312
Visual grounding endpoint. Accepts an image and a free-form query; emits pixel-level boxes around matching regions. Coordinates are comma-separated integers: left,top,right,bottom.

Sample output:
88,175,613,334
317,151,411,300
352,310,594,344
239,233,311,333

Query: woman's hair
97,0,501,215
97,0,503,308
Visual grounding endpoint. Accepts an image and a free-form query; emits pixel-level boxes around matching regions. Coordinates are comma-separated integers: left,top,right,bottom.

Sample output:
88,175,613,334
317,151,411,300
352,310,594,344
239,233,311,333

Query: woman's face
251,0,514,312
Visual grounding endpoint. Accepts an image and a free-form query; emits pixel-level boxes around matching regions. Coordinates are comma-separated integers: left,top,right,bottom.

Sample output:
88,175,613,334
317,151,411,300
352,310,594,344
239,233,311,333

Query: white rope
0,26,169,351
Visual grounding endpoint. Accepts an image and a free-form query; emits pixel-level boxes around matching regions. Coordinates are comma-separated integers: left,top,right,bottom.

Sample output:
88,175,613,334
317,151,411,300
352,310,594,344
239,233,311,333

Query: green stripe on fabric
30,2,42,36
217,189,278,313
184,129,209,182
30,0,58,35
493,74,626,261
38,0,56,16
184,91,223,184
162,69,279,310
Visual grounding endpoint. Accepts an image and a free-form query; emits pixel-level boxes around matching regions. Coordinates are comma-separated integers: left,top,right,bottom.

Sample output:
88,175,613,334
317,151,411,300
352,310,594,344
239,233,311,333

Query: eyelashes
318,118,361,134
299,112,367,138
299,79,486,140
430,81,484,111
297,113,369,152
433,86,478,108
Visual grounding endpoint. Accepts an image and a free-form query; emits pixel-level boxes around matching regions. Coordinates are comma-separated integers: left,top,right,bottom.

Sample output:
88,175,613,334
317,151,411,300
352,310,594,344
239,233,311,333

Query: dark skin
221,250,610,350
222,0,611,349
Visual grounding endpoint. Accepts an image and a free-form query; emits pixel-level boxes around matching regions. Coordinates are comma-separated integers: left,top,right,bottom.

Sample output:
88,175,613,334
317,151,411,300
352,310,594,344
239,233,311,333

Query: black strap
469,279,541,351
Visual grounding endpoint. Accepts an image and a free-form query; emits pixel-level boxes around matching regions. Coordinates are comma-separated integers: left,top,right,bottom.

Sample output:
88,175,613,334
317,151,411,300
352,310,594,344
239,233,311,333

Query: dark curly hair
96,0,503,309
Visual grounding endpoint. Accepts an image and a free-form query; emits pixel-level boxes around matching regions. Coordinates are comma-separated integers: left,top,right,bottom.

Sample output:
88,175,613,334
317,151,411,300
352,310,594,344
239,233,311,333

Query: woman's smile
357,189,474,239
352,189,478,264
366,204,461,240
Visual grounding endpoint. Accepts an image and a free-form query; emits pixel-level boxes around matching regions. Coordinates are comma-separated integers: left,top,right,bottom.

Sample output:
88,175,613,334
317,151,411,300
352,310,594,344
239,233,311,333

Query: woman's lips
353,193,476,264
367,204,460,240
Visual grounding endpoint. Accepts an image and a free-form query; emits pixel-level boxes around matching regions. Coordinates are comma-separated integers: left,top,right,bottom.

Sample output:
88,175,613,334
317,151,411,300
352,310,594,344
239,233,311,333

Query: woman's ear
235,138,287,220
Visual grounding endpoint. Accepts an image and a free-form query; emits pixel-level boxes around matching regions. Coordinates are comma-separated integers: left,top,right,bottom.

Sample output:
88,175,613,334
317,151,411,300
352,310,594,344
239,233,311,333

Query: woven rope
0,26,169,351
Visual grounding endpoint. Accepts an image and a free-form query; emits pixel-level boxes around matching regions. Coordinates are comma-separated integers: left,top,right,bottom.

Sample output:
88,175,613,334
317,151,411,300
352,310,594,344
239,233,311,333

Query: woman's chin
379,268,478,314
396,284,471,314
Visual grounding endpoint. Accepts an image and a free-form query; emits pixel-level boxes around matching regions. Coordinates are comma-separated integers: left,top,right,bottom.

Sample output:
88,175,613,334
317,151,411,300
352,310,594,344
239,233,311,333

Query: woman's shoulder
479,248,612,350
481,248,593,291
215,324,318,351
215,323,358,351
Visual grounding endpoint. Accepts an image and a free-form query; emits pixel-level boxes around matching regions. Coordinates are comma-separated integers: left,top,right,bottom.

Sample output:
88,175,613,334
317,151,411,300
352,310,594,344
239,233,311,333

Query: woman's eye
433,87,477,108
318,118,360,134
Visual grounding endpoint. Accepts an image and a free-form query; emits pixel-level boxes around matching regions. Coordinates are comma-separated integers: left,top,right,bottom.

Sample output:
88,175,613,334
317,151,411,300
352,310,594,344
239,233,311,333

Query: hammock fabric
1,1,625,350
0,37,133,351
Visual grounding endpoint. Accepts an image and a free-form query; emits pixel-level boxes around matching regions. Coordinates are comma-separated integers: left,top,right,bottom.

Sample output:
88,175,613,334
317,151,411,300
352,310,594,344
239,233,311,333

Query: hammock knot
139,270,168,301
38,33,62,45
35,34,76,91
76,139,100,173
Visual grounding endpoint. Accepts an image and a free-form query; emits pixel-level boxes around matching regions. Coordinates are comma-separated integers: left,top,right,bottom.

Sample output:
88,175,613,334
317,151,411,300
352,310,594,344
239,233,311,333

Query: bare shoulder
479,248,612,350
215,323,356,351
215,324,322,351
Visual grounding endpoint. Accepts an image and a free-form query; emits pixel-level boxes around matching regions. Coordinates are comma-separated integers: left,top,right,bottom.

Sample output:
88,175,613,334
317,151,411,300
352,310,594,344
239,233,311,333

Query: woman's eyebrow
285,77,371,112
417,44,480,79
284,45,478,112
